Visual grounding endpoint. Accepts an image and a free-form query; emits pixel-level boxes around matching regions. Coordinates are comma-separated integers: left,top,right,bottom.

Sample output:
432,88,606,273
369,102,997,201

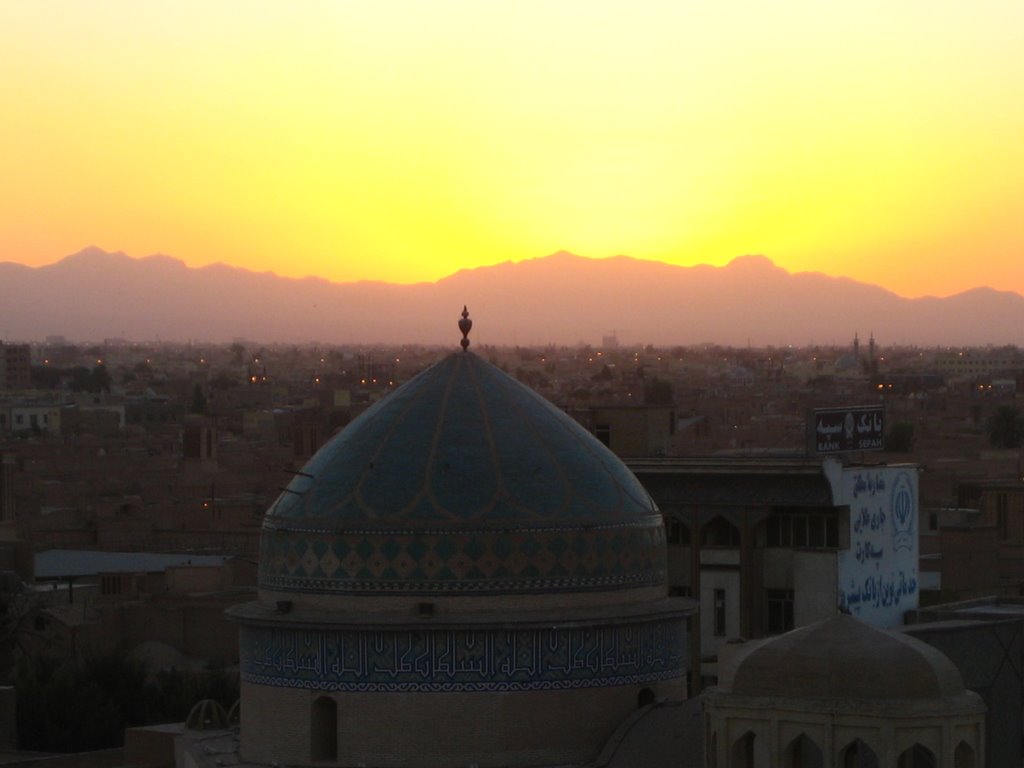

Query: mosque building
171,311,986,768
223,310,695,767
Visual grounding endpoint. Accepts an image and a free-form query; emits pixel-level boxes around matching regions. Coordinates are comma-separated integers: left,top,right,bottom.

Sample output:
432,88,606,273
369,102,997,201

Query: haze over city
2,0,1023,305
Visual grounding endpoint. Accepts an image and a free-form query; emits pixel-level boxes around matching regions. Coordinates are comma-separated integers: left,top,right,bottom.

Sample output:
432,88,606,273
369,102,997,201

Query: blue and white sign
837,467,919,627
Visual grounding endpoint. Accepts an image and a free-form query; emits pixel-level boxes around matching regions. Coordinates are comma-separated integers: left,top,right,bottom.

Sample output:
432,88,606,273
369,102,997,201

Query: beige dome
720,614,966,701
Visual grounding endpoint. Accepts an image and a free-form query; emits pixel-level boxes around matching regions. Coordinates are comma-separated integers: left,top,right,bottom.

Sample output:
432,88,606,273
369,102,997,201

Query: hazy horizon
3,247,1023,348
2,2,1023,300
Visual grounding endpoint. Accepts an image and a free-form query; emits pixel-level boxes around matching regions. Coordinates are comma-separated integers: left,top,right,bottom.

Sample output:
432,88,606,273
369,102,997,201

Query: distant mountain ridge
1,247,1021,346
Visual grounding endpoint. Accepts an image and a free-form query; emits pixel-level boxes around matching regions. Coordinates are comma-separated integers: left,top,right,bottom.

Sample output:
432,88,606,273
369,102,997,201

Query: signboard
837,467,918,627
809,405,884,454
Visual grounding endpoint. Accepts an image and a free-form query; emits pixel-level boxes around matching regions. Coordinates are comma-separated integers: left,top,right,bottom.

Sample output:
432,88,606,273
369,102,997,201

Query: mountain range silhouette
1,248,1021,346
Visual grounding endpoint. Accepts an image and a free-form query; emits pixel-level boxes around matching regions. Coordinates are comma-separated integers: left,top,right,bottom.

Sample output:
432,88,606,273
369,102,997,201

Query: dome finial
458,306,473,351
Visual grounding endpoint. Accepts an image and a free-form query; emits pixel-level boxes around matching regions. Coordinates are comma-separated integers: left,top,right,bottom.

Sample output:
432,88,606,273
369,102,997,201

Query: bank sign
809,406,884,454
837,467,918,627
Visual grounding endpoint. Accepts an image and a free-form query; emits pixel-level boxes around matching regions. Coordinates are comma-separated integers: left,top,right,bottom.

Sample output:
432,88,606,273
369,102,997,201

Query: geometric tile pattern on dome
259,521,667,594
240,620,686,692
264,352,659,529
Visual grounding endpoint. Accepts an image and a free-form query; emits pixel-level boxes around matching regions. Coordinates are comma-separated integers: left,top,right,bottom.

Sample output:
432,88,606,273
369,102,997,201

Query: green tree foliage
210,371,240,391
15,650,238,752
988,405,1024,449
29,366,63,389
643,377,674,405
69,365,112,393
885,422,915,452
229,343,246,365
190,384,208,415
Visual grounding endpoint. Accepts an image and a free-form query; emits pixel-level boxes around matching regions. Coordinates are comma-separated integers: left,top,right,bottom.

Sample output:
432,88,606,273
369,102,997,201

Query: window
765,589,794,634
767,509,839,548
713,589,727,636
665,517,689,545
702,516,740,547
595,424,610,446
997,493,1009,541
310,697,337,762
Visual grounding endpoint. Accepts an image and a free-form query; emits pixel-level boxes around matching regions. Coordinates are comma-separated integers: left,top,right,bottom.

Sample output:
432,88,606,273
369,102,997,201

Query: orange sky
1,1,1022,297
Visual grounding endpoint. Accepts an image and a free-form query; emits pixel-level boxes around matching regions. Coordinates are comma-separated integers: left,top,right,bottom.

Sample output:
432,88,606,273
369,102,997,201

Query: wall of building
793,551,838,626
904,618,1021,768
240,678,687,768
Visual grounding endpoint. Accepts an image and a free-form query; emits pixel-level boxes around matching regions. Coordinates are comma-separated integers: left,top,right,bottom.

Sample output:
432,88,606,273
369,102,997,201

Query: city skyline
2,1,1023,298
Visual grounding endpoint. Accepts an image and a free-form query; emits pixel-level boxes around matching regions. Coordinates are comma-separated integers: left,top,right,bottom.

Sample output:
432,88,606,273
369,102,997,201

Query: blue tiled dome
259,352,666,597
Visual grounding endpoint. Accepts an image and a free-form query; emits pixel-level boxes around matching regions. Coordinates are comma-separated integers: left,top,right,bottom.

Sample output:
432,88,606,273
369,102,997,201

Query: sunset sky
1,1,1022,298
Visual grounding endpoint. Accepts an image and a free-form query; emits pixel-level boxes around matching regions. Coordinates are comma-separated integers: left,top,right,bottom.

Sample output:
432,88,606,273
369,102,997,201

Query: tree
210,371,240,391
190,384,208,415
643,377,674,405
885,422,915,453
70,365,111,393
988,405,1024,449
30,365,63,389
15,649,238,752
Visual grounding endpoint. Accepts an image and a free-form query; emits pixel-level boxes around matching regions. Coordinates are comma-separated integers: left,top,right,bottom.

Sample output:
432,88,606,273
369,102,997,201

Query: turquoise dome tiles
259,352,666,596
259,522,666,595
268,353,655,525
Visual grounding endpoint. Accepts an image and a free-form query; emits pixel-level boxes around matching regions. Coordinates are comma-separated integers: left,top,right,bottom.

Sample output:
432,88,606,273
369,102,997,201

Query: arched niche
840,738,880,768
898,744,936,768
730,730,768,768
785,734,824,768
310,696,338,762
954,741,976,768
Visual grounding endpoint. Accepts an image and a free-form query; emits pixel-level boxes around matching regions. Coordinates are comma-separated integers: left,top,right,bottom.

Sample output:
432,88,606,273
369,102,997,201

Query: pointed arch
840,739,880,768
898,744,936,768
954,741,976,768
784,734,824,768
730,730,768,767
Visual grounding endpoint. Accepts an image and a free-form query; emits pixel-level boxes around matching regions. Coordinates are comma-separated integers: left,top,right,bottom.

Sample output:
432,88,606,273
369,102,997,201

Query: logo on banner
891,473,914,551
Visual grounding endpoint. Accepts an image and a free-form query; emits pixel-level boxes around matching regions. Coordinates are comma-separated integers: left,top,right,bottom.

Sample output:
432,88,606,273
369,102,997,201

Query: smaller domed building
703,614,985,767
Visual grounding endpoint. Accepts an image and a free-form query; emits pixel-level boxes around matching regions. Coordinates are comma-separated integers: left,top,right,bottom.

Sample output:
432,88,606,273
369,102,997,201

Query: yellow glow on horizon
1,1,1022,297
